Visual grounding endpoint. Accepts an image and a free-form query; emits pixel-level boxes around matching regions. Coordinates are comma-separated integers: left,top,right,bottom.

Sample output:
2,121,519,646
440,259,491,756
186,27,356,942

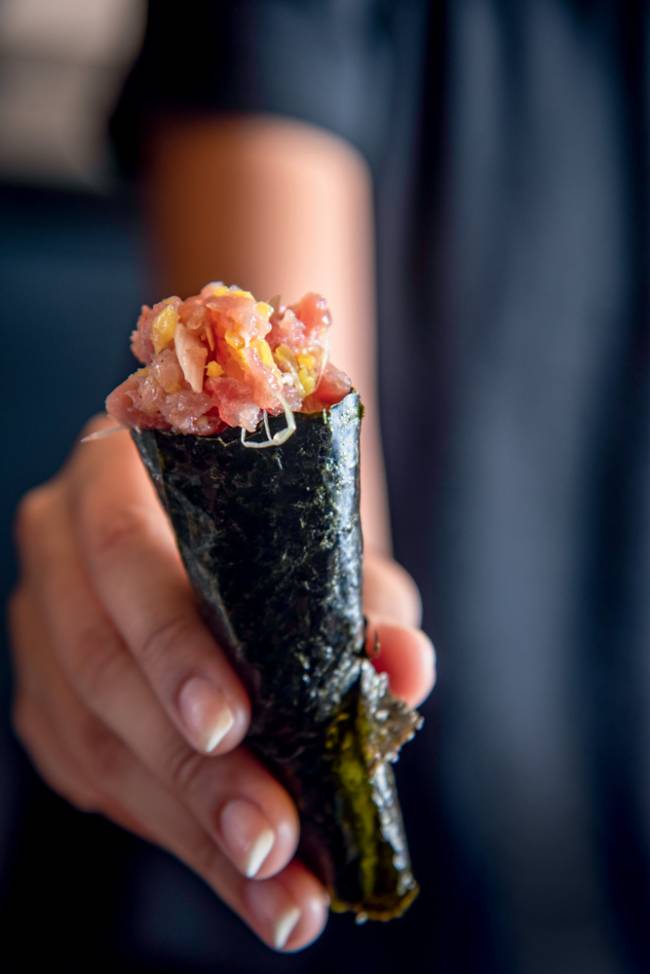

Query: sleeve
108,0,394,174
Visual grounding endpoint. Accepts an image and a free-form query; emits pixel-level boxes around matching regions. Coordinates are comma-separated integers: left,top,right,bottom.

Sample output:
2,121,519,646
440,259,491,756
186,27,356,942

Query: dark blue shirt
112,3,650,971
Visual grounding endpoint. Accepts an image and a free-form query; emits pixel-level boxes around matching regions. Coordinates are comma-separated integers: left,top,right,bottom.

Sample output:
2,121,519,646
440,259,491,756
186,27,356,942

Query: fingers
366,615,436,708
363,551,423,627
23,491,300,881
243,860,329,952
25,693,326,950
9,589,328,952
11,691,102,816
68,419,251,755
363,552,435,707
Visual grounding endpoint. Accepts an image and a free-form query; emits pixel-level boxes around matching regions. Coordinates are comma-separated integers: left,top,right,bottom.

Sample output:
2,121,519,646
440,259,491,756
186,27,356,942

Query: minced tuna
106,283,352,437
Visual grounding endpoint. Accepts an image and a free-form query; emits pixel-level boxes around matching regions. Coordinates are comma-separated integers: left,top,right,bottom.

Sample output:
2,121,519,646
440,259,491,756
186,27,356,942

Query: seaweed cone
131,390,421,920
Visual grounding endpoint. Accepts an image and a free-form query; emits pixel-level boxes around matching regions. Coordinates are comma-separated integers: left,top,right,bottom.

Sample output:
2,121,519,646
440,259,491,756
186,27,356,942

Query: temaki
106,282,422,920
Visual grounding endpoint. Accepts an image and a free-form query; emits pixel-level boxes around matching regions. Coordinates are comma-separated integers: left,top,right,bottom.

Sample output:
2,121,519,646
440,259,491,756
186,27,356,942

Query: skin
8,117,435,953
145,115,390,555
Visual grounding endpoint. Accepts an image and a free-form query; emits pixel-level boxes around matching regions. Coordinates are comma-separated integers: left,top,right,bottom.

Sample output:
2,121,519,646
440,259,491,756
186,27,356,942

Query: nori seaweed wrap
107,284,422,919
132,393,421,919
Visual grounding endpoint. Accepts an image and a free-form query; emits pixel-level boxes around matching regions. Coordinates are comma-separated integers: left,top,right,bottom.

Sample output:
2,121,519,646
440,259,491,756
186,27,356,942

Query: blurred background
0,0,147,614
1,2,648,973
0,0,153,964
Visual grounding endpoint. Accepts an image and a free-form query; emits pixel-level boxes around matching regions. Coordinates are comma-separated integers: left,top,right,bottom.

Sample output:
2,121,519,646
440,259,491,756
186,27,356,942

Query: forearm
144,115,391,555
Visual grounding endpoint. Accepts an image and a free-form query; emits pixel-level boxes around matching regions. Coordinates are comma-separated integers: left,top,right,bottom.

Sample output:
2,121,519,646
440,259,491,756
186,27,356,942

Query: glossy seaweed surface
132,391,421,919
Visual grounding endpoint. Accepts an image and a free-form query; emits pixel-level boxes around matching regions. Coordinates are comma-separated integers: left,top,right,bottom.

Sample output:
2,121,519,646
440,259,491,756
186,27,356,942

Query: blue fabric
110,0,393,172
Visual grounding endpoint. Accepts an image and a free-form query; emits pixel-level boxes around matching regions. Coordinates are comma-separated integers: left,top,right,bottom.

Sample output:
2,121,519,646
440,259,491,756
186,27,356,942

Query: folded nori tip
132,390,422,920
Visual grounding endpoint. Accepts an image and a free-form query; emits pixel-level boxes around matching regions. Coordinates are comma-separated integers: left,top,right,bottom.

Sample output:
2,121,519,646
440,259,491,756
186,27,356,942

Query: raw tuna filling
106,283,352,436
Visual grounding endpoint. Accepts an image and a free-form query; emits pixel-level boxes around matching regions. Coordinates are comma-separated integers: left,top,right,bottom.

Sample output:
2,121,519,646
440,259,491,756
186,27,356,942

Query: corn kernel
298,368,316,395
296,352,316,371
252,337,275,368
255,301,274,318
209,283,253,300
274,344,295,369
225,331,245,349
152,306,178,354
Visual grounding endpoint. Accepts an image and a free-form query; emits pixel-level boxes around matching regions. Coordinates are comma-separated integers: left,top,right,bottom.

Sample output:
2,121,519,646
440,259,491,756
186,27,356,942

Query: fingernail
219,798,275,877
178,676,234,752
274,907,302,950
246,880,301,950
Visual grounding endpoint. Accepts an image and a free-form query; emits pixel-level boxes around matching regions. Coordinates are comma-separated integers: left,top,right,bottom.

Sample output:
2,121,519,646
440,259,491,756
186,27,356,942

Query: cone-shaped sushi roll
107,283,421,920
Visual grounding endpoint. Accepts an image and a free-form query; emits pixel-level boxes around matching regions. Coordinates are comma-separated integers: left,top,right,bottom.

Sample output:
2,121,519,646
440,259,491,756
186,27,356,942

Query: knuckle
71,790,105,815
78,714,127,785
53,775,106,815
51,777,105,816
9,698,103,813
85,502,153,562
166,741,207,796
137,612,194,670
68,624,126,704
184,827,223,878
14,486,52,548
96,795,146,834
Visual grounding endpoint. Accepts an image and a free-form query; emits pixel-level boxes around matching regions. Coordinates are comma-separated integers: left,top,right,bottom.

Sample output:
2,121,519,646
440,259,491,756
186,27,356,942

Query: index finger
70,416,251,754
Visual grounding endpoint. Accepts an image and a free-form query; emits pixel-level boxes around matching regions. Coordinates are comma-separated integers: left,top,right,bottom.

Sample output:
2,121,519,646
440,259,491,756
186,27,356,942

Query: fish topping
106,283,352,436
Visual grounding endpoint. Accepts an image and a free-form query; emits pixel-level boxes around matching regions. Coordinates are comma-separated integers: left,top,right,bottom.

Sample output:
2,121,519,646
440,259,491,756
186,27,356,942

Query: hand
8,415,435,952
